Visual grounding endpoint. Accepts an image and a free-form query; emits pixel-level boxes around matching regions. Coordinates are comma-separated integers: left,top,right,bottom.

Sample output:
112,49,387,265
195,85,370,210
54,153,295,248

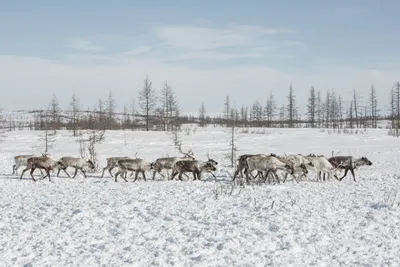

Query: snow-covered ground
0,127,399,266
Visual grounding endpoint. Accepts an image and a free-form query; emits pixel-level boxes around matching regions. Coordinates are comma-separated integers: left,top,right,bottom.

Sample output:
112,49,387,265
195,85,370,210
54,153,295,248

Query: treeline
1,76,400,136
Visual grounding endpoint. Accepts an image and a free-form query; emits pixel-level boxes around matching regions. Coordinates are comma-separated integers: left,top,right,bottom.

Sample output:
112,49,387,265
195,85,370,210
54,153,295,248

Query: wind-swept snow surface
0,128,399,266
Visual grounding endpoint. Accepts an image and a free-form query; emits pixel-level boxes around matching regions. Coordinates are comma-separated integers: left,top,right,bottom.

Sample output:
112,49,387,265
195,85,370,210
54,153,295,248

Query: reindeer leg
171,170,178,181
72,168,78,179
274,172,281,184
114,171,120,182
81,169,87,178
62,168,71,178
133,171,139,182
101,167,107,178
283,173,289,183
350,168,356,182
12,165,16,175
108,168,114,178
292,173,300,184
142,171,146,181
178,171,184,181
29,168,37,182
339,168,349,181
46,169,52,182
20,167,29,179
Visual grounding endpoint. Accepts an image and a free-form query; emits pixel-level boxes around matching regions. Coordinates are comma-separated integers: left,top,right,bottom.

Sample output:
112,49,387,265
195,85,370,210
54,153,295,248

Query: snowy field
0,127,399,266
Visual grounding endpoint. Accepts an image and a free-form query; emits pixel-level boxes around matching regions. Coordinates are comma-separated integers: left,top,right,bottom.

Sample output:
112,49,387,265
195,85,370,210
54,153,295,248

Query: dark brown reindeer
170,159,217,181
328,156,372,182
151,145,195,180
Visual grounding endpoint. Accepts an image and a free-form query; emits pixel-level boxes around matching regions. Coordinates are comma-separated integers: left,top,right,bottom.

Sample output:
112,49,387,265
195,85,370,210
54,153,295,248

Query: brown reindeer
328,156,372,182
20,155,66,182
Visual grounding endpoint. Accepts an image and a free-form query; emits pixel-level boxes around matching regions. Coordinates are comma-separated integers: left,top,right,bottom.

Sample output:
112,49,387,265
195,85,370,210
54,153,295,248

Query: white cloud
152,25,298,60
67,39,104,51
124,46,153,56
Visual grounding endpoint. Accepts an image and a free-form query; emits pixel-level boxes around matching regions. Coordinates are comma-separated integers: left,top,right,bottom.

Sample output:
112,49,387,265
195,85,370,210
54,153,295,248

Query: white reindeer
304,154,339,181
56,157,96,178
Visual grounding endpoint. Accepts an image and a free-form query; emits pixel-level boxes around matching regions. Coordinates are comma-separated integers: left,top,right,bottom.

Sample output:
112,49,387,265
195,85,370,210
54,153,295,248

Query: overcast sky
1,0,400,114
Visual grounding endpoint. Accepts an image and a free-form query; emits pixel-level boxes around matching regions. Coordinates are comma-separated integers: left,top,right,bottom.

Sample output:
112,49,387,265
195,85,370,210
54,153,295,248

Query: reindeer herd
11,146,373,185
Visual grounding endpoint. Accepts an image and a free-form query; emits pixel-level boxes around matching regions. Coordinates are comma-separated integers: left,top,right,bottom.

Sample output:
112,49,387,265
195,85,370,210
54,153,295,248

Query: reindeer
304,154,339,181
151,146,195,180
170,159,217,181
114,158,153,182
280,154,314,181
233,153,277,179
328,156,372,182
20,155,66,182
274,157,307,184
101,155,137,178
56,157,95,178
245,155,294,185
12,154,44,175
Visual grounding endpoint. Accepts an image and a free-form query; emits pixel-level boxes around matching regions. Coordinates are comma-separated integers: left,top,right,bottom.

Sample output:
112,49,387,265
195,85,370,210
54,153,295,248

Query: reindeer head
203,162,217,172
205,151,218,166
299,163,308,175
55,160,66,169
285,164,294,175
360,157,372,166
270,153,278,158
87,159,95,169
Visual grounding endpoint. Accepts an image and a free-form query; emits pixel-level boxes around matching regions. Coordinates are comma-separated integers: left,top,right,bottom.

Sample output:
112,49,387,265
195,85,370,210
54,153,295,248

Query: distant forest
1,76,400,137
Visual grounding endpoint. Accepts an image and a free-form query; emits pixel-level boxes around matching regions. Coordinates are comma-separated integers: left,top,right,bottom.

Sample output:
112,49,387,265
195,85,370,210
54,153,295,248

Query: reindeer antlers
178,144,194,158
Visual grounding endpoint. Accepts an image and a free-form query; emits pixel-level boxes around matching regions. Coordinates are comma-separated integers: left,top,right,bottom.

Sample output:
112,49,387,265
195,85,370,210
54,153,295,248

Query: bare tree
307,86,317,128
369,85,379,128
47,94,61,134
160,82,178,131
69,91,81,136
353,89,361,128
316,90,323,128
264,91,277,127
286,83,297,128
199,102,206,127
96,98,106,130
228,107,237,167
139,75,157,131
338,95,344,128
349,100,354,128
106,90,117,129
279,104,285,128
224,95,231,126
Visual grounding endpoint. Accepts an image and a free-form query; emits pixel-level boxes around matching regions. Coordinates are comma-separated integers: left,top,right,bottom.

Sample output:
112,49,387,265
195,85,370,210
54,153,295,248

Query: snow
0,127,399,266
